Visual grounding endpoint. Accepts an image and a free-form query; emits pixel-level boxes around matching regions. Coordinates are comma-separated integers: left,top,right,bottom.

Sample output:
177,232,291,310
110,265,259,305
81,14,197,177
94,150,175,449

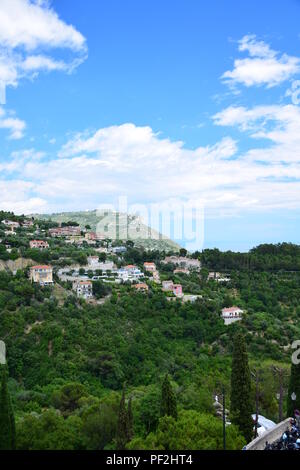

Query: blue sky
1,0,300,251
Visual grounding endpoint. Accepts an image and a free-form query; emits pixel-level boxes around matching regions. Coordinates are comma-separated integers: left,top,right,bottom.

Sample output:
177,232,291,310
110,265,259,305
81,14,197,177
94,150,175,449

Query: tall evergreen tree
287,361,300,417
230,332,253,443
160,374,177,420
0,366,16,450
116,387,128,449
127,397,134,441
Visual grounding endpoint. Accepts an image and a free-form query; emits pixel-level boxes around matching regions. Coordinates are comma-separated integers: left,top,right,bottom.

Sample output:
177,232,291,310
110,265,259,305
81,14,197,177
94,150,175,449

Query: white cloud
0,0,86,51
22,55,69,72
214,104,300,161
0,106,26,139
1,122,300,217
0,0,87,93
222,35,300,88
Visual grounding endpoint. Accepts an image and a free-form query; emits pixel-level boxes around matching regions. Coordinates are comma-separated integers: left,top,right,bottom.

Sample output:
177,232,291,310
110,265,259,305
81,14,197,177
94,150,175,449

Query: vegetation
230,333,253,442
160,374,177,420
287,361,300,416
0,366,16,450
0,211,299,450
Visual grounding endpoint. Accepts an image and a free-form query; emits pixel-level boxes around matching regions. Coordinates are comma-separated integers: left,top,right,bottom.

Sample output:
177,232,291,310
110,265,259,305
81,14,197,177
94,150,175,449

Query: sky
0,0,300,251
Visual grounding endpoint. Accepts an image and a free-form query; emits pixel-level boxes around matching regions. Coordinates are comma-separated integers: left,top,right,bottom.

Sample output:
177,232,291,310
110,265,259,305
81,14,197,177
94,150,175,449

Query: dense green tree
127,410,245,450
116,388,129,449
287,361,300,417
0,366,16,450
52,383,88,415
82,403,117,450
230,332,253,443
179,248,187,257
16,410,83,450
127,397,134,441
160,374,177,420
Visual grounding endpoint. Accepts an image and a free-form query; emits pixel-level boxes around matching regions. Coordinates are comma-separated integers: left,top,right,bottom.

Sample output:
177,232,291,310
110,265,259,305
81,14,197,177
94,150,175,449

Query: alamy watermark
95,197,204,251
0,340,6,365
287,80,300,105
291,340,300,366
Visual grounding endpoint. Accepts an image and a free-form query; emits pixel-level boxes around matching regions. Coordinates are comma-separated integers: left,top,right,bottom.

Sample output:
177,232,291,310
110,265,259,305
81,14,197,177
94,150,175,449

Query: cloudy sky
0,0,300,250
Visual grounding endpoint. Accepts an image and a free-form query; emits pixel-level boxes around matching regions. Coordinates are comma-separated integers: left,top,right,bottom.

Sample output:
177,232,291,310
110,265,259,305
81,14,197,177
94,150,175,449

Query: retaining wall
245,418,292,450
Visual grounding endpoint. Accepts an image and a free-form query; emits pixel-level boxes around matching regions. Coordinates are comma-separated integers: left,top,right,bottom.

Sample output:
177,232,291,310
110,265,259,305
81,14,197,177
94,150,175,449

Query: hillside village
1,209,300,450
0,211,238,325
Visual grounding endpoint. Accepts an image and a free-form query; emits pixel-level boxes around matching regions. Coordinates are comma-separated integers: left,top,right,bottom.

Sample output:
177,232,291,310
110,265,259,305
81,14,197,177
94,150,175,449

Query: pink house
173,284,183,297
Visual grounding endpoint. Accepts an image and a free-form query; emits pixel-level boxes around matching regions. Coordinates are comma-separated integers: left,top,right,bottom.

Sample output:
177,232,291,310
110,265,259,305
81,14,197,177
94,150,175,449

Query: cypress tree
230,332,253,443
0,366,16,450
116,387,128,449
127,397,134,441
287,362,300,417
160,374,177,420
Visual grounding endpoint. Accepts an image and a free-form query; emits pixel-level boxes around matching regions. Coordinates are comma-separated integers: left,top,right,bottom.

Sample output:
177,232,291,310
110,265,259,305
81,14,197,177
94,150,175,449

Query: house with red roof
30,265,53,286
221,306,243,325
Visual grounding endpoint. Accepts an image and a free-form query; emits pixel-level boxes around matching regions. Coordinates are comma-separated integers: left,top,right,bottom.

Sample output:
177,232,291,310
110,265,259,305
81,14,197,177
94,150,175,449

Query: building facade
73,280,93,299
30,240,49,250
49,226,81,237
30,266,53,286
143,262,156,273
221,306,243,325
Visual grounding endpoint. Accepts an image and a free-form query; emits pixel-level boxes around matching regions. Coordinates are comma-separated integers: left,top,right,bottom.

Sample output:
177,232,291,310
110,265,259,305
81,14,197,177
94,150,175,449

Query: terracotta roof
222,306,243,313
31,265,52,269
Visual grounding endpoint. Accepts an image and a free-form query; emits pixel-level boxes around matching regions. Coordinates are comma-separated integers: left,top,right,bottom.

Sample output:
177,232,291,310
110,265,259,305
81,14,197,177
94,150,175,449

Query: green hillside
1,211,300,450
35,210,181,252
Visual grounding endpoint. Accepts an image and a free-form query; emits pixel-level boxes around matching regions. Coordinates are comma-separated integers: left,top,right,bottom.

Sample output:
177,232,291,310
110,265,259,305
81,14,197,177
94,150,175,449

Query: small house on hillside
73,280,93,299
132,283,149,293
221,306,243,326
30,240,49,250
143,262,156,273
30,265,53,286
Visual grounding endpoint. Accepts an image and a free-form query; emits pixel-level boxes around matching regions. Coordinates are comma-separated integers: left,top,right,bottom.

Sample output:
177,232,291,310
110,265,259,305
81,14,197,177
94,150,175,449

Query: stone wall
245,418,292,450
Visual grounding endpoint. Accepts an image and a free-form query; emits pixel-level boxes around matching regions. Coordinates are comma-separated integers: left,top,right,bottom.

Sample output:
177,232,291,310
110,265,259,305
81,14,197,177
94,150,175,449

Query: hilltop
34,210,181,253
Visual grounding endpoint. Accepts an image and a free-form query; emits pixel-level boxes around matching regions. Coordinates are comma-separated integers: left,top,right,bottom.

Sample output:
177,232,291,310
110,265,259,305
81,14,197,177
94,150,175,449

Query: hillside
1,211,299,450
0,258,35,273
34,210,181,252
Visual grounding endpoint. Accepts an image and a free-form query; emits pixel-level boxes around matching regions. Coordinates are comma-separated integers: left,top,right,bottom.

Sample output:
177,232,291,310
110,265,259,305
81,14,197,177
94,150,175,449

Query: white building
118,265,144,282
221,306,243,325
87,259,116,272
162,280,174,291
112,246,127,254
73,280,93,299
1,220,20,229
87,256,100,267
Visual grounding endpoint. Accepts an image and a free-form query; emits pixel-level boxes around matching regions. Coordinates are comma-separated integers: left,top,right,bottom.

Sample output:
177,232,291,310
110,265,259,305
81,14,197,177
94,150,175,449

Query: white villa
221,306,243,326
73,280,93,299
118,265,144,282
